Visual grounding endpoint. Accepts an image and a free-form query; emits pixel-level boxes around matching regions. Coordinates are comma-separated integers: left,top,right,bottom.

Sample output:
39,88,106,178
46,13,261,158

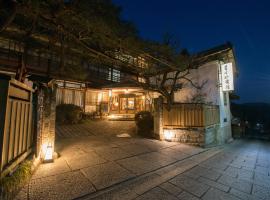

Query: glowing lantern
164,130,174,141
42,143,53,162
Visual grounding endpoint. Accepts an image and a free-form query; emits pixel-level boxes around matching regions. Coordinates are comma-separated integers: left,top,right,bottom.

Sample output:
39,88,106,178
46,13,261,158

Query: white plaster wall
174,61,219,104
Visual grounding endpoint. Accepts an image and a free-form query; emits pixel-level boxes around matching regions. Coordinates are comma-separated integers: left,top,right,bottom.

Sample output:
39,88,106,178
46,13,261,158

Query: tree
0,0,204,109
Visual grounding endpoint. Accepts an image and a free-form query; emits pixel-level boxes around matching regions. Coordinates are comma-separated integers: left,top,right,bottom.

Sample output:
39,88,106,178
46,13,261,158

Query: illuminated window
108,68,120,82
127,98,135,109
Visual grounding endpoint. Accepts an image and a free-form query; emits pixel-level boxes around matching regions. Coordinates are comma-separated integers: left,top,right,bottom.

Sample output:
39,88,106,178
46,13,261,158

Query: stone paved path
15,121,270,200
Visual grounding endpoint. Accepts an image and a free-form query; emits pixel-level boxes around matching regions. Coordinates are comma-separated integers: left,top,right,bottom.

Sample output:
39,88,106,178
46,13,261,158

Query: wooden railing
162,103,220,128
0,74,34,177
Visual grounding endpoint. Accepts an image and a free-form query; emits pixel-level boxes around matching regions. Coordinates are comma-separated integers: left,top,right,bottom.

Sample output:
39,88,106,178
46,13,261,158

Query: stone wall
162,128,205,146
34,83,56,161
161,124,220,147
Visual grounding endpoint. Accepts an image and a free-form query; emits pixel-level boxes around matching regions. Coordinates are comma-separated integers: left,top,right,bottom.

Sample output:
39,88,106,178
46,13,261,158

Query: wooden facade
163,103,220,128
0,75,34,177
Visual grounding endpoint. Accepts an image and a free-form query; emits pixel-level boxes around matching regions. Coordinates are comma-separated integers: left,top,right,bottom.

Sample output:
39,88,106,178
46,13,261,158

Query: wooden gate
0,74,34,177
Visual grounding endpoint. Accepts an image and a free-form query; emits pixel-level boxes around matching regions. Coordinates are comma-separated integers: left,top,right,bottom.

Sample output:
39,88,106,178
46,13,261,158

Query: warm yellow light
42,143,53,162
114,102,119,106
109,90,112,97
45,146,53,161
164,130,174,141
125,89,129,93
98,93,103,102
108,114,119,120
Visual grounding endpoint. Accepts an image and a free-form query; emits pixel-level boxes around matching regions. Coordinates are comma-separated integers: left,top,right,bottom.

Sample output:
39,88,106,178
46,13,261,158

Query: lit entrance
119,94,135,114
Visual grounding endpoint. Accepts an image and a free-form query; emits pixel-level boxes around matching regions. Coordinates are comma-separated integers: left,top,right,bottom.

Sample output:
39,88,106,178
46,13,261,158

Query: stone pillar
35,82,56,162
154,96,163,140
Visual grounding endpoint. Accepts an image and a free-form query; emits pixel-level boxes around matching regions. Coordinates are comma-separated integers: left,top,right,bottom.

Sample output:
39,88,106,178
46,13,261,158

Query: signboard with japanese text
221,63,234,91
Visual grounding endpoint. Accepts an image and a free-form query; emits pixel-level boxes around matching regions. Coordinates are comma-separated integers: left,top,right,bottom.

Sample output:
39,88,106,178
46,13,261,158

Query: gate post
0,74,10,173
154,96,164,140
32,77,56,162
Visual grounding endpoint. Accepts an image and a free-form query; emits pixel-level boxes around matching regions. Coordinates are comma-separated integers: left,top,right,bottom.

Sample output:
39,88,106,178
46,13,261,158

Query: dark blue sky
113,0,270,103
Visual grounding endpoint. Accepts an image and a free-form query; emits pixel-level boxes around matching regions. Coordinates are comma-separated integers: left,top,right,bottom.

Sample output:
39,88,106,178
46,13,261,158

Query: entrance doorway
119,95,135,114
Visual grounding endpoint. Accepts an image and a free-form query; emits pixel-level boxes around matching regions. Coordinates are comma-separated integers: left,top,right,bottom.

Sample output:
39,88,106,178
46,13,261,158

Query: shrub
0,160,32,200
56,104,83,124
135,111,154,137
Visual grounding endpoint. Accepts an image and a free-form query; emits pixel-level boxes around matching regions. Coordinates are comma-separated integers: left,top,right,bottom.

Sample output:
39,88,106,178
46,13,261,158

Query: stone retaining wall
162,124,220,146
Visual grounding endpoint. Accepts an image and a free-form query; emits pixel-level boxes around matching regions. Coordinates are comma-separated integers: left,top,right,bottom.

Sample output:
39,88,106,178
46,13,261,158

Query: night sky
113,0,270,103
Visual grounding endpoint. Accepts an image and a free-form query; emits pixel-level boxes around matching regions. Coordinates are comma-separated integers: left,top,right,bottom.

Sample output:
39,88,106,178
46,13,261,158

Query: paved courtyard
16,120,270,200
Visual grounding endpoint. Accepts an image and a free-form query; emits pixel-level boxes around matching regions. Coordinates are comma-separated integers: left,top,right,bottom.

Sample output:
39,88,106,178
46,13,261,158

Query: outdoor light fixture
42,143,53,162
164,130,174,141
108,114,118,120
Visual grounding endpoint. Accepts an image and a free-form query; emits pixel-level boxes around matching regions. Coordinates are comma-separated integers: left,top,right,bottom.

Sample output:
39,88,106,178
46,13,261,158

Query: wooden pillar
0,74,11,173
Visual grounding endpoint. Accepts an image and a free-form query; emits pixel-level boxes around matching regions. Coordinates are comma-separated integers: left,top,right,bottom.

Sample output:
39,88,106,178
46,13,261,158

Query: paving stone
256,160,270,168
178,191,200,200
65,151,107,170
202,188,240,200
237,169,254,180
82,162,135,190
117,156,161,175
169,175,209,197
32,157,71,179
218,174,253,194
95,146,132,161
126,173,163,195
230,188,261,200
254,166,269,176
155,159,196,177
84,186,138,200
224,166,239,178
170,144,205,155
201,160,228,171
119,143,152,156
159,148,190,161
252,184,270,199
253,172,270,187
29,171,95,200
137,152,177,166
198,177,230,192
159,182,183,196
135,187,178,200
135,140,167,151
17,123,270,200
185,165,221,181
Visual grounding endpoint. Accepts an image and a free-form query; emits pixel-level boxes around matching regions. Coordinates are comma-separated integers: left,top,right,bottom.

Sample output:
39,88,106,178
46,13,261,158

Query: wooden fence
0,75,34,177
163,103,220,128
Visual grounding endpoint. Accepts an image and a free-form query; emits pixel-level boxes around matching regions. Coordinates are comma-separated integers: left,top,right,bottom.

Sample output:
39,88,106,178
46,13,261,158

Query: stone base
162,128,205,146
162,124,231,147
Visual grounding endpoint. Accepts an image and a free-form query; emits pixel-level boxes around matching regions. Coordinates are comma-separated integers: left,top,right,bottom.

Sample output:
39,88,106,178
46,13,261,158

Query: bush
135,111,154,137
56,104,83,124
0,160,32,200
